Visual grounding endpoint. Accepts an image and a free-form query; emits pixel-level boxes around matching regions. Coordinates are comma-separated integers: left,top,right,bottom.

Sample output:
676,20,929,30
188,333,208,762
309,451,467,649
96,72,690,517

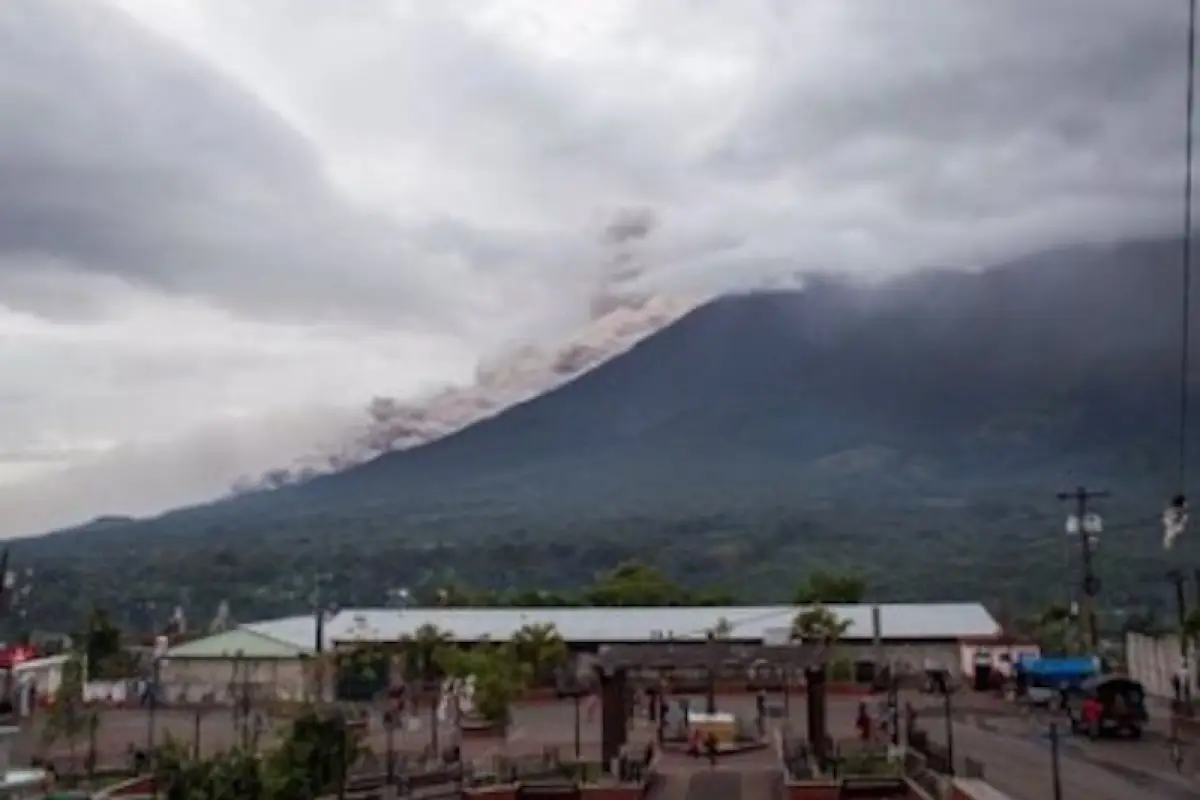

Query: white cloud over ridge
0,0,1192,536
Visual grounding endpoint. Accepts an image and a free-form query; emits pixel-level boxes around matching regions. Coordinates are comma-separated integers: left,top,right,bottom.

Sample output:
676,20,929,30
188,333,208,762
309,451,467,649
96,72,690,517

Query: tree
709,617,734,638
153,705,362,799
83,607,124,680
584,561,688,606
790,606,851,644
398,624,452,686
499,588,580,607
264,706,363,798
443,645,531,726
1183,607,1200,642
1024,604,1086,655
43,655,87,776
510,623,569,685
155,737,262,800
691,586,737,606
793,569,866,604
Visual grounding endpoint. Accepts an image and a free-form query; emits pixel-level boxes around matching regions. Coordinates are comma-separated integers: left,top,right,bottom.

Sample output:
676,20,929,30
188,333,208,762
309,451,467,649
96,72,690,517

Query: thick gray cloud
0,0,1197,535
0,1,472,325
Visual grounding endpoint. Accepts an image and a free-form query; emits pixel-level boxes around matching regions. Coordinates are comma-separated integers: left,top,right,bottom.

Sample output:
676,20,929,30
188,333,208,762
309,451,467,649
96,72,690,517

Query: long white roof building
237,602,1001,654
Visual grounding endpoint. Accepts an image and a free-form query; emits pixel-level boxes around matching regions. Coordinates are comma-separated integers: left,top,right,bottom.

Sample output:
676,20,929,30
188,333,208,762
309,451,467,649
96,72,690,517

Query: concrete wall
958,643,1039,678
1125,631,1198,698
837,642,964,676
158,657,309,704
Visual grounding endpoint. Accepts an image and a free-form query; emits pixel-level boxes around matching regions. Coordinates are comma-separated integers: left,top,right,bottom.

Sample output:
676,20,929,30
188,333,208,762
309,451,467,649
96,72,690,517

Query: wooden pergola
590,638,825,690
594,640,827,673
590,641,832,765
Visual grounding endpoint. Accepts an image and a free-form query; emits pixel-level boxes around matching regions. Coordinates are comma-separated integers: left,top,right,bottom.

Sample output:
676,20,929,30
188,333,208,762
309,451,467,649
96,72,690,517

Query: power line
1181,0,1198,494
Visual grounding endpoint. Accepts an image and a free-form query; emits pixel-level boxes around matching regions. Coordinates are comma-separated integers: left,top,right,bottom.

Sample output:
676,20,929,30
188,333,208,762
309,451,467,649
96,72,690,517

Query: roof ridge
238,624,311,650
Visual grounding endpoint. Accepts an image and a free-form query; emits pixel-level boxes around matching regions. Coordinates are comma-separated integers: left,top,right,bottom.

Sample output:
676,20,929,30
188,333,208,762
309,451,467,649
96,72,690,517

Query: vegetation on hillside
11,246,1200,638
10,499,1187,637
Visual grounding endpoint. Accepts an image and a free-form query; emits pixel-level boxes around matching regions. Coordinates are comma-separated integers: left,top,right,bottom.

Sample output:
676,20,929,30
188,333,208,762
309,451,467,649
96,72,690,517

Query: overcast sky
0,0,1191,536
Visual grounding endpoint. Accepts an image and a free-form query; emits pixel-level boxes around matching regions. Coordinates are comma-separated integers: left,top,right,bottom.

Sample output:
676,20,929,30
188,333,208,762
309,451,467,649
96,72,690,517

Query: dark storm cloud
0,1,462,324
704,0,1188,254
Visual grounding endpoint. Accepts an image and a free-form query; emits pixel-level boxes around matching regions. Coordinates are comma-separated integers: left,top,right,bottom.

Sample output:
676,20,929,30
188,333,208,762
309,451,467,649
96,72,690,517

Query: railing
779,725,817,779
904,748,948,800
907,729,952,774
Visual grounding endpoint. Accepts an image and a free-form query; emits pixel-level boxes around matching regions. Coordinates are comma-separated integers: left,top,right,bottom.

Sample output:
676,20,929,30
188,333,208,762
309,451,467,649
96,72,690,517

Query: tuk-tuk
1066,676,1148,739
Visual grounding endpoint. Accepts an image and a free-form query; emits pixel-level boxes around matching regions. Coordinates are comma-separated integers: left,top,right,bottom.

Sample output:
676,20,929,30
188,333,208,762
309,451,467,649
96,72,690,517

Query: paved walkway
651,746,784,800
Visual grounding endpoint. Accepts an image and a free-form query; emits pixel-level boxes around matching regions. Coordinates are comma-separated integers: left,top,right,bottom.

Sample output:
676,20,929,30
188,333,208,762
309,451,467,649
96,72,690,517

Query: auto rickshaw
1065,675,1148,739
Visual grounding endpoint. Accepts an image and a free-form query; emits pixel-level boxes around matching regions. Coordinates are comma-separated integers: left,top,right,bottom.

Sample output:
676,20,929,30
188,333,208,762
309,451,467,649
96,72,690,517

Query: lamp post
942,688,956,777
384,709,397,794
556,665,588,761
147,654,163,753
1049,722,1063,800
427,675,441,759
705,631,718,715
886,664,899,747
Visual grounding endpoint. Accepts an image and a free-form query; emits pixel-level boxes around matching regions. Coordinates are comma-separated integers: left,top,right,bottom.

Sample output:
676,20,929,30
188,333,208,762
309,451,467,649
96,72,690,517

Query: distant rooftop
242,603,1000,652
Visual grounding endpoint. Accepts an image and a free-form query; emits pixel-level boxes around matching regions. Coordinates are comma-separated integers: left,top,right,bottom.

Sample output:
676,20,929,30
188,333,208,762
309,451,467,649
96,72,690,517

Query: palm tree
791,606,852,684
709,616,734,638
399,624,453,685
510,623,569,685
451,645,530,727
790,606,851,644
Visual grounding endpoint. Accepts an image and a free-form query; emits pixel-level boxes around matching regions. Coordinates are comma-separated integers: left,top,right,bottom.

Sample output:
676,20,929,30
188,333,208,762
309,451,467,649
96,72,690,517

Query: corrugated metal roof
166,627,307,659
242,614,319,651
245,603,997,649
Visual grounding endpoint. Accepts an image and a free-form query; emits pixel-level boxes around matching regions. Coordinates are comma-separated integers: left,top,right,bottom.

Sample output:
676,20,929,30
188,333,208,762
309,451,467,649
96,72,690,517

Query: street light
1048,722,1063,800
387,587,410,609
383,708,398,794
942,687,955,777
1065,512,1104,541
556,664,589,761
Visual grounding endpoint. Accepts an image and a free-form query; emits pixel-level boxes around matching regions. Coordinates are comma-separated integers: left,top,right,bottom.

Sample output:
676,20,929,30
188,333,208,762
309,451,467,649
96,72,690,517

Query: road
916,695,1199,800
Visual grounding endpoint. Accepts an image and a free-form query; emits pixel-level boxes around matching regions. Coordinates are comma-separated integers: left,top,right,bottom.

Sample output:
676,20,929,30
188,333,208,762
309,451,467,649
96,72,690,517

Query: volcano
26,236,1199,550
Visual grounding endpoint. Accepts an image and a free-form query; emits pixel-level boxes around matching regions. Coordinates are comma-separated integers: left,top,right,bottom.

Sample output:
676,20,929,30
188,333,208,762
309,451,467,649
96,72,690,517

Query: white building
159,602,1003,700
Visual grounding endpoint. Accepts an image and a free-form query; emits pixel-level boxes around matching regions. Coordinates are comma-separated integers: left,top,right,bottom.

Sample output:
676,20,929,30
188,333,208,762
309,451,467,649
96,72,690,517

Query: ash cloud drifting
234,208,703,492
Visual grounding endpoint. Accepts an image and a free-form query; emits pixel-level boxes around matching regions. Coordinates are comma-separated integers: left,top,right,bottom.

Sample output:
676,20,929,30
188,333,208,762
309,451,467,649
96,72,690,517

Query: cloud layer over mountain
0,0,1194,535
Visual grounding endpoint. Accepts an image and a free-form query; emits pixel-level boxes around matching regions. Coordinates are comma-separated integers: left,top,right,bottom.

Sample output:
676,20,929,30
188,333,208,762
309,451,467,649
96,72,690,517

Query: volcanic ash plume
232,208,703,493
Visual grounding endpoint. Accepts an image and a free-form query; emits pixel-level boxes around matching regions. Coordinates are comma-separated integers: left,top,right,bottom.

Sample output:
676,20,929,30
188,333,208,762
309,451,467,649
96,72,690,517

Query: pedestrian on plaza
855,701,872,742
705,732,719,767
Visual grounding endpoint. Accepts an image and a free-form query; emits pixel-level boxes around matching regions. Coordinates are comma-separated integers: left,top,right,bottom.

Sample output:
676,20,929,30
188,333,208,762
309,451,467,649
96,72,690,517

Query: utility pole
310,572,332,703
1168,570,1193,714
1048,723,1063,800
1057,486,1109,650
1193,567,1200,615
